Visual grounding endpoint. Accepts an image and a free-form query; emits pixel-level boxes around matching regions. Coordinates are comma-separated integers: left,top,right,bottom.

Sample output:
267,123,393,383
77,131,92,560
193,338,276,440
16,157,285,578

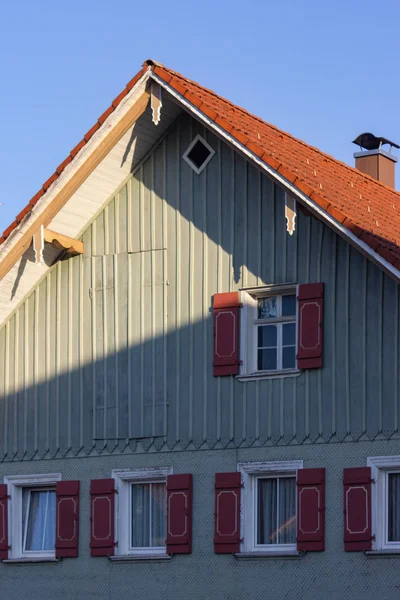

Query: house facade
1,60,400,599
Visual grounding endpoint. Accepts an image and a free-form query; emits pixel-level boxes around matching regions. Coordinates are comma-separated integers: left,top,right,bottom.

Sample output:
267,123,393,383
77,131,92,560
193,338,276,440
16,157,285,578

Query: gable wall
0,112,399,461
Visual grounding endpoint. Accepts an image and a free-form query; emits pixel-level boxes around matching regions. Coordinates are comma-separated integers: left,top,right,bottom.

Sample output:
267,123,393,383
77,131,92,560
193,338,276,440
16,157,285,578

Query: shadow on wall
2,111,399,463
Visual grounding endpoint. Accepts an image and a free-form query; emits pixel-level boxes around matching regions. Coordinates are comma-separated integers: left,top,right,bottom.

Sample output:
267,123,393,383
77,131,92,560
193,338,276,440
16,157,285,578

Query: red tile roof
2,59,400,272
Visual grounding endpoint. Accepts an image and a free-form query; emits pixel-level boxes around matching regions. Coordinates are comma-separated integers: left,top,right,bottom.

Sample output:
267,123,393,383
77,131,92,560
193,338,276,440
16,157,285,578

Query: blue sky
1,0,399,231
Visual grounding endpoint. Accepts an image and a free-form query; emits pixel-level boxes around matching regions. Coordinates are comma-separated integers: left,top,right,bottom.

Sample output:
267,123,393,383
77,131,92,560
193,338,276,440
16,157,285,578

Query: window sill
237,369,301,382
109,554,172,563
234,551,303,560
365,550,400,558
2,558,59,565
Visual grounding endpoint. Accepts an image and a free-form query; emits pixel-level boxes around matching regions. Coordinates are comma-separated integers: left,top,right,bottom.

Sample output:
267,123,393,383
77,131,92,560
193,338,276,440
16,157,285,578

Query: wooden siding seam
5,321,10,455
362,258,367,433
91,255,97,446
202,149,208,442
395,283,399,432
79,256,84,449
345,243,350,434
114,253,120,441
162,139,168,439
176,123,181,443
68,260,73,449
331,235,337,436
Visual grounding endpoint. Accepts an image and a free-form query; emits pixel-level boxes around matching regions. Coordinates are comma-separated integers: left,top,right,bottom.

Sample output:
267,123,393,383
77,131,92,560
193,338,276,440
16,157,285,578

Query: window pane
282,346,296,369
388,473,400,542
278,478,296,544
257,479,277,544
258,325,277,348
258,348,277,371
131,484,150,547
23,489,56,552
257,477,296,545
150,483,166,547
282,322,296,346
282,294,296,317
258,297,277,319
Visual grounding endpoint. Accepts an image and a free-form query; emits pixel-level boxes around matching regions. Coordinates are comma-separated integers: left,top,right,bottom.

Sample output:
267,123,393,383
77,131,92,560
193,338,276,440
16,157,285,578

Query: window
239,461,303,554
368,456,400,551
113,467,172,556
22,489,56,553
182,134,215,174
240,285,299,378
4,473,61,560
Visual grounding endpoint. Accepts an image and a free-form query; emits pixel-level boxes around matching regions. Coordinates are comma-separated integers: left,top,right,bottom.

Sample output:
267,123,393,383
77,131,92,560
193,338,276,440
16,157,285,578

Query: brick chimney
353,133,399,188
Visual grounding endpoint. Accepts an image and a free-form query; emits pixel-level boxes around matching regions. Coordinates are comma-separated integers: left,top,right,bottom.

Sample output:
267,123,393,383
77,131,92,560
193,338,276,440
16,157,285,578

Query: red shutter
297,468,325,552
0,484,9,560
90,479,116,557
55,481,80,558
297,283,324,369
213,292,241,376
214,472,241,553
343,467,373,552
166,474,192,554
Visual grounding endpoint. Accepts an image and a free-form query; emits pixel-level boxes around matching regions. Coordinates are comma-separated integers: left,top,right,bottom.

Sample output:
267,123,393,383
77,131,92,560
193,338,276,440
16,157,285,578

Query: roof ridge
157,64,400,199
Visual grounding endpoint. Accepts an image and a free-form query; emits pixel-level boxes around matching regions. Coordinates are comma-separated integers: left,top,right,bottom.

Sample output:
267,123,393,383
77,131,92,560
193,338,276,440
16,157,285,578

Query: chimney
352,132,399,188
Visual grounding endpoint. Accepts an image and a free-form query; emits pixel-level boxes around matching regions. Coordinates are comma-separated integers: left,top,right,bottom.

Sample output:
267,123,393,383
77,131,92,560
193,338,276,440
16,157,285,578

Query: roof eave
0,69,151,277
148,70,400,284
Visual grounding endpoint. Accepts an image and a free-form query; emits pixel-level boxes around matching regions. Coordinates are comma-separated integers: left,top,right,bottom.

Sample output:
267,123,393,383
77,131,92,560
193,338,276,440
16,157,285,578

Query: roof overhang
148,70,400,284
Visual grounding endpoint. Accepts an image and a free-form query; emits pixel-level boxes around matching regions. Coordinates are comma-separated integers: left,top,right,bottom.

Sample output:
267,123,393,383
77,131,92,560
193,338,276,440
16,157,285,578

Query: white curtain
257,477,296,545
388,473,400,542
131,483,166,548
23,489,56,551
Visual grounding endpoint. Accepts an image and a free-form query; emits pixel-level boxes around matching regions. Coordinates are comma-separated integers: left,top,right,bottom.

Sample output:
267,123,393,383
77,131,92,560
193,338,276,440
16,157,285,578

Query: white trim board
149,71,400,284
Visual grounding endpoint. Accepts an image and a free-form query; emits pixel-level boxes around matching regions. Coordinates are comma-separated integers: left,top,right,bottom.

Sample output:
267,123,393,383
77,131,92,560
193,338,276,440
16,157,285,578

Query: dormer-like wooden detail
32,225,84,264
151,80,162,126
285,194,297,235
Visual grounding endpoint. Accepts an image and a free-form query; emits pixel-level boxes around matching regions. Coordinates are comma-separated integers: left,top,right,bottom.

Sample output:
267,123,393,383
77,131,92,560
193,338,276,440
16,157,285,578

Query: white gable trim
149,71,400,283
0,70,150,263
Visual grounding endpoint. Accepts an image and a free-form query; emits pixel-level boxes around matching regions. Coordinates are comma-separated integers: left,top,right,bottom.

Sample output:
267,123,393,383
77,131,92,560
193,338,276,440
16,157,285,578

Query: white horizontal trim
109,554,171,562
367,456,400,469
238,460,303,474
150,71,400,283
365,550,400,557
241,283,298,296
2,558,60,565
112,467,172,481
237,369,301,382
4,473,62,486
235,551,302,560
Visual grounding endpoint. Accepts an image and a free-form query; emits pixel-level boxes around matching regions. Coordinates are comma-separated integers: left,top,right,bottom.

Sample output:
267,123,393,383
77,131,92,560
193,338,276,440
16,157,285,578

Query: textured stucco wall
2,439,400,600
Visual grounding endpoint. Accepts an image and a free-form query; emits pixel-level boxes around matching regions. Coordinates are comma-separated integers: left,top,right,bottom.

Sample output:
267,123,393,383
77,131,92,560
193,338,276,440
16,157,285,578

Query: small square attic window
183,134,215,174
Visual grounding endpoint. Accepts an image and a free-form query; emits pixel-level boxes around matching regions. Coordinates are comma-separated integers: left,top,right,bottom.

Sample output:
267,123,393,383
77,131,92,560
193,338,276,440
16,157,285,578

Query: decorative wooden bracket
32,225,84,263
285,194,297,235
32,225,45,264
150,80,162,126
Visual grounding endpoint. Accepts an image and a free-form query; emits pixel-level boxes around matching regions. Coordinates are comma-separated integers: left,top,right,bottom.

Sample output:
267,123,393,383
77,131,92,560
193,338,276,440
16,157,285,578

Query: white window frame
238,460,303,554
4,473,61,560
182,134,215,174
112,467,172,557
368,455,400,551
239,284,300,380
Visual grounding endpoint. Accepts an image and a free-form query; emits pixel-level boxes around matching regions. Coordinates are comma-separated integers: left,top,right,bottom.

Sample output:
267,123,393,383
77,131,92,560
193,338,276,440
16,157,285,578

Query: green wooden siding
0,112,399,460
